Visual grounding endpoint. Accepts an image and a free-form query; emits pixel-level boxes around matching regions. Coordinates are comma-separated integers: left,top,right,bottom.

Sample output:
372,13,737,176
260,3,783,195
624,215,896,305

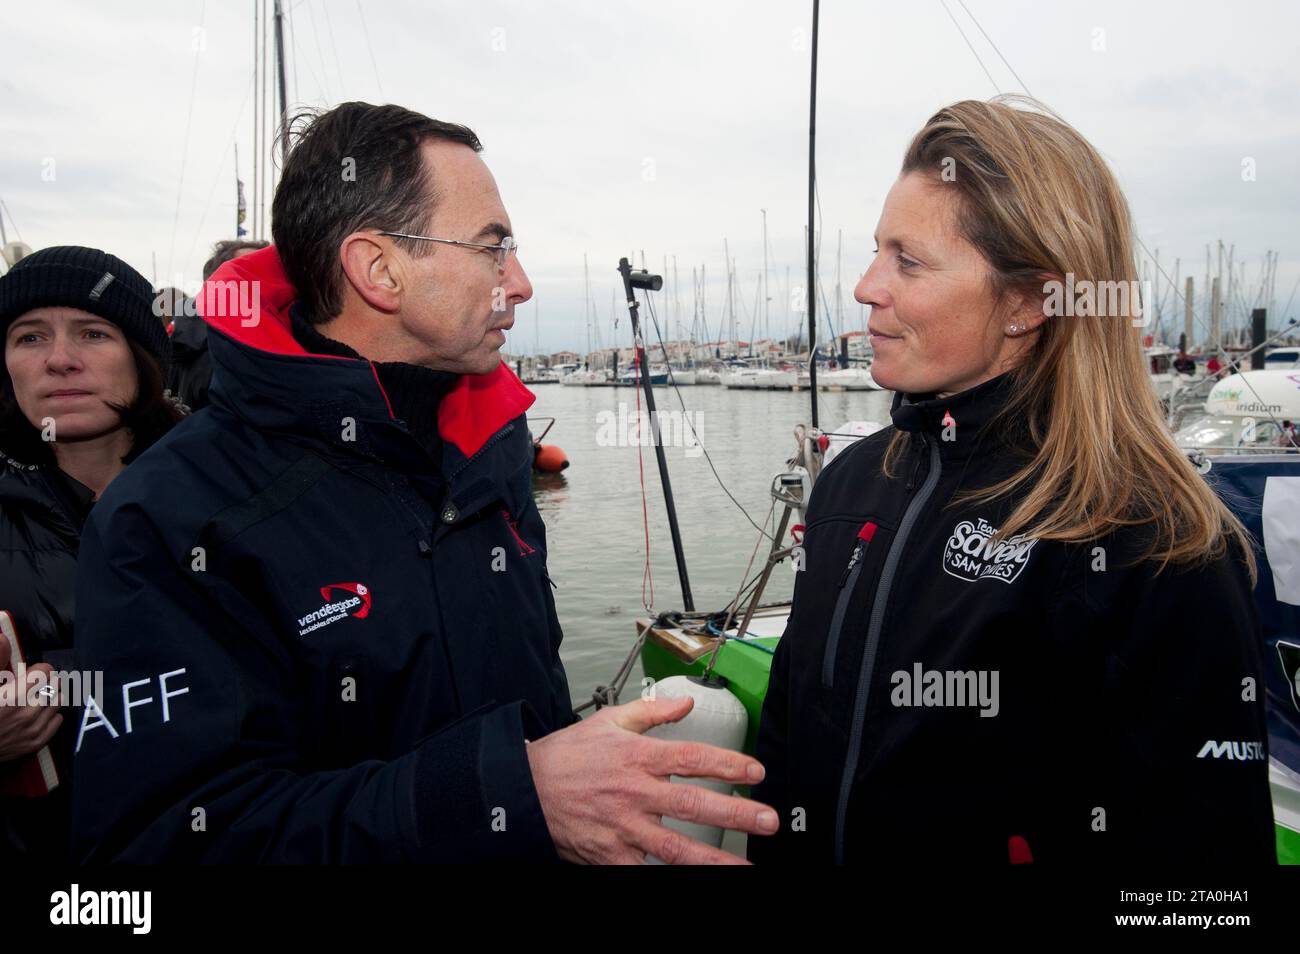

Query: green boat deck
638,608,782,756
638,611,1300,864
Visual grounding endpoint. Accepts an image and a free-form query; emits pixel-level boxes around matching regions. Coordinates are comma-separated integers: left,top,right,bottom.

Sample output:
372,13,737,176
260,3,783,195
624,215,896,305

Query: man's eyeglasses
378,231,519,271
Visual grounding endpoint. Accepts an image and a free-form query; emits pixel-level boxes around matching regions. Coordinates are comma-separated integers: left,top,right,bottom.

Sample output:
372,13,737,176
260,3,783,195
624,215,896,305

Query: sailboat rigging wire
956,0,1034,97
286,1,301,105
290,3,328,102
321,0,348,95
706,493,778,678
719,495,778,636
1277,274,1300,327
185,71,257,264
940,0,1000,94
356,0,385,99
941,6,1296,439
304,0,333,102
167,0,208,278
643,292,777,544
0,198,24,244
573,615,667,713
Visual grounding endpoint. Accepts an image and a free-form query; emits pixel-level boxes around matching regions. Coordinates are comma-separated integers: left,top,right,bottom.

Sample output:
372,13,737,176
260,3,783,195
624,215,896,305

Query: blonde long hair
883,96,1254,578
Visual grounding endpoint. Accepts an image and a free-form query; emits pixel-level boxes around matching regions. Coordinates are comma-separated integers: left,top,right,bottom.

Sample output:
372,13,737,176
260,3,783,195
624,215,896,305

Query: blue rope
706,620,778,655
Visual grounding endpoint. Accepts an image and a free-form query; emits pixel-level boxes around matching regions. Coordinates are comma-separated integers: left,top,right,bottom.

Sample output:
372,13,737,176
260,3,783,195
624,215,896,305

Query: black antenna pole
618,257,694,611
805,0,820,426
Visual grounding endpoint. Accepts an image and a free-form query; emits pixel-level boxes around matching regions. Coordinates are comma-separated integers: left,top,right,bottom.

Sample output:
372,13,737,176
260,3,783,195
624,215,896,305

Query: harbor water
527,381,897,708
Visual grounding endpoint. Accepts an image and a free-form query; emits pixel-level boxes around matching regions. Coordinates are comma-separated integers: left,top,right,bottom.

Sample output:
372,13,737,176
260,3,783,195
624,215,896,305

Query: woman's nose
44,336,83,373
854,259,887,309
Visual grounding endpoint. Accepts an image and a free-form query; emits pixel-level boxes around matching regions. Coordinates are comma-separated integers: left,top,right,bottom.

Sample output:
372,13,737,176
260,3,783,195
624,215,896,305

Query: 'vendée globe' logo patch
942,517,1037,584
297,582,372,636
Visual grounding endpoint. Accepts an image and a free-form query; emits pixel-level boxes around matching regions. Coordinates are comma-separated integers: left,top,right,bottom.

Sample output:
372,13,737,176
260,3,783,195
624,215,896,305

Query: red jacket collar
198,245,535,458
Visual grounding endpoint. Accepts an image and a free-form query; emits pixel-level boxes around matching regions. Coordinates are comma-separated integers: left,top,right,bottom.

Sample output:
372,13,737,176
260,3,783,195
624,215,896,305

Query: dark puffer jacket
166,312,213,411
0,448,91,858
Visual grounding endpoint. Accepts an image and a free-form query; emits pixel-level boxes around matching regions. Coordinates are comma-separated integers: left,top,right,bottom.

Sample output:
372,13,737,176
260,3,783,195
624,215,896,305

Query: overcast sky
2,0,1297,354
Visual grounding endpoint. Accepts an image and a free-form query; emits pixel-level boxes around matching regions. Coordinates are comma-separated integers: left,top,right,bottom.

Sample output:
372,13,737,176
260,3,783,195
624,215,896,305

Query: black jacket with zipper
70,247,576,863
166,312,212,411
0,447,92,858
750,373,1276,865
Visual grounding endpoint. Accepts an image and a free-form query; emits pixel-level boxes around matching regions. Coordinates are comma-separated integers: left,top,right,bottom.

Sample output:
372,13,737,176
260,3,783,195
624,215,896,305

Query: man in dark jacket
166,240,268,412
70,103,776,863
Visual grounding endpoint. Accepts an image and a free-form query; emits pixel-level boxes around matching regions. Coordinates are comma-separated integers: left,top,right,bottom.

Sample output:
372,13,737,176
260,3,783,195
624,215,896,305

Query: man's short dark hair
271,102,483,322
202,240,269,282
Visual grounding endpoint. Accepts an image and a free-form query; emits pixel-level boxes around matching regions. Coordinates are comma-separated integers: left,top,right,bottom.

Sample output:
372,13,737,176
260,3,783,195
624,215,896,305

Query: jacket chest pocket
811,517,893,690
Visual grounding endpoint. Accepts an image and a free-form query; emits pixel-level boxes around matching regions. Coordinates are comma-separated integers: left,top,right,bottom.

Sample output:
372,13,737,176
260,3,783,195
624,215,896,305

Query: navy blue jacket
71,247,575,862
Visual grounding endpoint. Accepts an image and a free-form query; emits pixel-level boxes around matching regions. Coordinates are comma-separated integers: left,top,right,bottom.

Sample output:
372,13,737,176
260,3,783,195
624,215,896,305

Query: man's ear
339,232,403,313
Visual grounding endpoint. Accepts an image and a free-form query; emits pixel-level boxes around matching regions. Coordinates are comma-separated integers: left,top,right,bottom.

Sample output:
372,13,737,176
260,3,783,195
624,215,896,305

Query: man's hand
526,696,777,864
0,638,62,763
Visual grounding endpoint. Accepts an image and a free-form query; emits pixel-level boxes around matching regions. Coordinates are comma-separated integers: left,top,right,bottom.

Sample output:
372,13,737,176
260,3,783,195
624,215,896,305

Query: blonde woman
750,98,1275,864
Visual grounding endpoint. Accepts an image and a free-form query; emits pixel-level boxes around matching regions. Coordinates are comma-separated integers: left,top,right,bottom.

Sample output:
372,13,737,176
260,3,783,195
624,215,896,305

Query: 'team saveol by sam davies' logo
942,517,1038,584
297,582,372,636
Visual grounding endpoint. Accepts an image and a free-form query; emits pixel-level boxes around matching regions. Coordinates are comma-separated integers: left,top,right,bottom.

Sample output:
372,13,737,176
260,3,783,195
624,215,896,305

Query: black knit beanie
0,246,171,377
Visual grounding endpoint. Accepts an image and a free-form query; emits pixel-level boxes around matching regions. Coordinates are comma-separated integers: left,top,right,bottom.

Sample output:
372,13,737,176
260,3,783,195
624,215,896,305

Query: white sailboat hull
795,368,880,391
720,369,796,390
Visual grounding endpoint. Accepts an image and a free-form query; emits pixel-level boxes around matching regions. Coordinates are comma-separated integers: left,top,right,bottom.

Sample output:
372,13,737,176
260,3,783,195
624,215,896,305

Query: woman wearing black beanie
0,245,185,860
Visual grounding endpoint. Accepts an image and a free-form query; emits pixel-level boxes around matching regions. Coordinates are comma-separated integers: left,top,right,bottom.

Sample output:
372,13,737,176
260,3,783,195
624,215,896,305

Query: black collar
890,372,1033,461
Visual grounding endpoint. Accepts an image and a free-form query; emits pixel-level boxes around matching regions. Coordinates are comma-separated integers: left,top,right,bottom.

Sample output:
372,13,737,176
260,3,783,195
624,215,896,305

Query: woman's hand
0,637,63,762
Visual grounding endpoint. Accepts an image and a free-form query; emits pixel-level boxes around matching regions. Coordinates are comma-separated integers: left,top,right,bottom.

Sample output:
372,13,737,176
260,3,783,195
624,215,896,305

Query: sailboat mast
805,0,821,423
724,238,734,356
785,264,791,345
673,255,683,354
692,265,700,348
663,254,670,361
761,208,770,348
252,1,259,241
835,228,843,340
273,0,289,168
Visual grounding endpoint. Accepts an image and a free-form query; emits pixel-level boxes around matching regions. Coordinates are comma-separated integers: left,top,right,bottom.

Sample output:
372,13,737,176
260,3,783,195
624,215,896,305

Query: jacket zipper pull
905,435,927,492
837,521,878,587
837,542,863,588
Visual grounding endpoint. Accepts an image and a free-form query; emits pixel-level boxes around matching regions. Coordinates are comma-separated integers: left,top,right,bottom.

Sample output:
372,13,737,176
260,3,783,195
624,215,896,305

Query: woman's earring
1008,323,1021,335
